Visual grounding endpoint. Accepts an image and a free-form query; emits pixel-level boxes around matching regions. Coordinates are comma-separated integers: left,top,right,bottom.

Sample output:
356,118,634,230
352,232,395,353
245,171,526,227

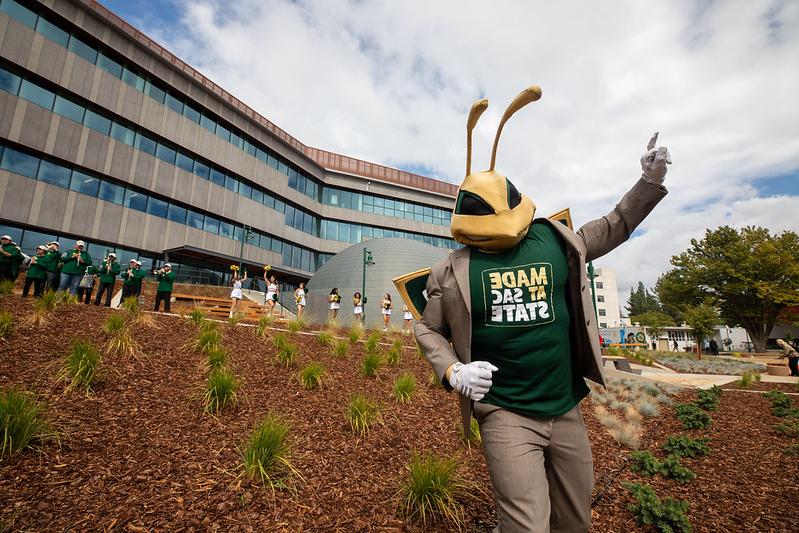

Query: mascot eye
455,191,495,216
507,179,522,209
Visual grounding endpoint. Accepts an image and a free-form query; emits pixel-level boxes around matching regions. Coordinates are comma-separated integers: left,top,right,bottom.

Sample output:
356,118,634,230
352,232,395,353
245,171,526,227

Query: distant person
381,293,392,331
651,340,657,351
294,282,307,319
22,245,49,297
328,288,341,321
8,241,24,282
154,263,175,312
777,339,799,377
673,339,679,352
264,275,279,314
402,304,413,335
92,253,120,307
0,234,21,282
229,268,246,318
43,242,61,291
121,259,145,301
58,240,92,295
76,268,95,304
708,339,719,356
353,292,363,324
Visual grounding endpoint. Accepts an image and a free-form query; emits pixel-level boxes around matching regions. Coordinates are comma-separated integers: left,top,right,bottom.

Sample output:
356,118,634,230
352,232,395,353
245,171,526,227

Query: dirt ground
1,295,796,531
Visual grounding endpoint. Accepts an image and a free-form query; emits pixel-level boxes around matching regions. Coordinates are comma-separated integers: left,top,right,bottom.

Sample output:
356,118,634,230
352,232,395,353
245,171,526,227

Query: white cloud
138,0,799,309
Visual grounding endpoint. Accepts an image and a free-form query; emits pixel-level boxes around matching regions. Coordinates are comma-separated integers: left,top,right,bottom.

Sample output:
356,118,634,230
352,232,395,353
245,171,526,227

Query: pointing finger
647,132,659,151
654,146,667,164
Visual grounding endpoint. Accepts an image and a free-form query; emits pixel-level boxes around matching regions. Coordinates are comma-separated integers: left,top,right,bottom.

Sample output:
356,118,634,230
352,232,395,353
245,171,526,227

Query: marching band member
43,242,61,292
92,252,120,307
0,234,21,282
58,240,92,295
22,245,50,297
154,263,175,312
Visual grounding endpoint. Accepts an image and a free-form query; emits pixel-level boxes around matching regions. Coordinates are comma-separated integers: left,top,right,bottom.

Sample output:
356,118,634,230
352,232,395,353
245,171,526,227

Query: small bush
459,418,482,446
347,325,363,344
332,340,348,358
317,331,334,347
775,421,799,438
608,423,641,449
277,343,297,368
398,452,470,530
287,317,306,333
694,387,722,411
674,403,712,430
346,394,381,435
630,450,661,476
106,326,138,358
257,315,275,336
121,296,140,314
624,482,691,533
0,280,14,295
241,415,299,489
0,312,13,339
662,435,711,458
195,327,222,354
228,315,242,327
206,346,228,370
386,346,402,366
594,405,623,431
393,373,416,403
737,370,761,388
272,332,289,351
634,397,660,417
299,362,325,389
658,455,696,482
764,390,792,409
204,367,239,414
62,340,101,393
784,443,799,455
28,290,59,324
103,313,126,335
361,352,382,378
189,308,205,326
365,331,382,352
0,388,55,460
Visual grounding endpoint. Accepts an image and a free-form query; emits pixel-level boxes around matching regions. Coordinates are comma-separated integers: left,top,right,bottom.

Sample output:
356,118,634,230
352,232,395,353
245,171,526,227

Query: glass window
109,122,135,145
258,233,271,250
255,148,268,164
596,282,604,289
1,146,39,177
250,188,263,204
167,203,186,224
144,80,165,104
284,205,295,227
35,17,69,47
278,161,289,175
121,67,145,91
218,221,233,239
155,143,177,165
598,309,607,317
216,124,230,142
1,0,37,28
301,249,311,272
182,103,201,123
262,194,274,209
233,225,243,241
200,114,216,133
37,160,71,188
0,67,21,94
223,175,238,192
270,238,282,253
303,214,315,235
83,109,112,135
96,52,123,78
69,170,99,196
288,168,298,189
243,141,256,157
20,228,57,254
146,196,168,218
274,199,285,213
209,168,225,187
229,132,243,149
193,160,210,179
98,180,124,204
18,79,55,109
239,182,252,199
124,189,148,212
267,155,279,170
175,152,194,174
67,35,97,64
203,216,219,234
164,93,184,114
186,209,204,229
597,295,605,303
134,132,157,156
53,95,84,123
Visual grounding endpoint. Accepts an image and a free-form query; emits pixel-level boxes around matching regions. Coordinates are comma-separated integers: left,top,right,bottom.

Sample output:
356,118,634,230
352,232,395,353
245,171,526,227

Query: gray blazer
414,178,668,434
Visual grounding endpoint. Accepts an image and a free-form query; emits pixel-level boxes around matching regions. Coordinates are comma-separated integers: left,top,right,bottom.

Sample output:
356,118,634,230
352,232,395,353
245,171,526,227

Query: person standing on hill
264,275,279,314
229,268,246,318
92,253,120,307
121,259,146,301
294,282,307,319
58,240,92,295
329,288,341,322
154,263,175,312
381,293,393,331
0,234,21,282
22,245,49,297
353,292,363,324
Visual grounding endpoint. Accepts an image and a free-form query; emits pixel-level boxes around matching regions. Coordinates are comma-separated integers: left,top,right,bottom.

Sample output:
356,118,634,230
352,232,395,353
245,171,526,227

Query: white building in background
590,267,623,328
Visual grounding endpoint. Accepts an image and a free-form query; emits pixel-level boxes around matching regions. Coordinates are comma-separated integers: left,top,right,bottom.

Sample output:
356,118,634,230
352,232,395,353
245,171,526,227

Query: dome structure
305,238,450,328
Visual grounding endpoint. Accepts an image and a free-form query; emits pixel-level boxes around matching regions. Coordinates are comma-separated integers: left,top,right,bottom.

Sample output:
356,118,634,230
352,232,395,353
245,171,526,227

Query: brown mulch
0,295,797,531
724,381,799,393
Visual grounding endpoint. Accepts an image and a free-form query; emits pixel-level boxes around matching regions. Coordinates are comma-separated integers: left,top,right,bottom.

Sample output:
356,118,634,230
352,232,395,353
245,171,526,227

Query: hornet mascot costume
414,86,670,532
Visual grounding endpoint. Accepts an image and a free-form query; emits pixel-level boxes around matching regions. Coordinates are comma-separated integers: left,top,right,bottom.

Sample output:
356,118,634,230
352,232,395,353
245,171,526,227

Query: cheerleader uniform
353,298,363,316
265,282,278,302
381,300,392,315
329,295,341,310
230,279,243,299
295,289,306,307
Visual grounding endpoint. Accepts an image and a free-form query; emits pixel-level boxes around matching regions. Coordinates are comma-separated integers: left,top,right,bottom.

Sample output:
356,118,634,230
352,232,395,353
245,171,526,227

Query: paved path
603,361,799,390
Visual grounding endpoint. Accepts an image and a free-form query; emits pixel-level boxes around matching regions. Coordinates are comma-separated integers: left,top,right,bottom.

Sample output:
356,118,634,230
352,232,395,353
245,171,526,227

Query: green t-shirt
61,249,92,274
122,267,147,287
91,261,121,284
156,271,175,292
469,221,589,417
26,256,48,280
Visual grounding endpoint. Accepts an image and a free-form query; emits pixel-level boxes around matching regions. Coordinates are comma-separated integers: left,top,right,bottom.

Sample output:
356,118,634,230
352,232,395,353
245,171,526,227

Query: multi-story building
0,0,458,289
590,267,622,328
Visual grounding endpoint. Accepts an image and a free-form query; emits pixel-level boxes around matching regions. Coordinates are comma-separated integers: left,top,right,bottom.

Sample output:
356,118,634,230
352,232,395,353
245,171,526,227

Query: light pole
362,247,374,322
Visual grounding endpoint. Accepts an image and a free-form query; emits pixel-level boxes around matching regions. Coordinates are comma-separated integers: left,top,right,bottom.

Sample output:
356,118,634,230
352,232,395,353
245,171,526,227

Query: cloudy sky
102,0,799,314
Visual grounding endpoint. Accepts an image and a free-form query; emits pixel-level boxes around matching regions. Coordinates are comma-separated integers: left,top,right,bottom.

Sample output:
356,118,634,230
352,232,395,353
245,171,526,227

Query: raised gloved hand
449,361,499,401
640,132,672,184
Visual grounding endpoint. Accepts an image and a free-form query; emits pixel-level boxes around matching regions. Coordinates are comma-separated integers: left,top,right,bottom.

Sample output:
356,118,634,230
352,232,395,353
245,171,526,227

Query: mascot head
451,86,541,252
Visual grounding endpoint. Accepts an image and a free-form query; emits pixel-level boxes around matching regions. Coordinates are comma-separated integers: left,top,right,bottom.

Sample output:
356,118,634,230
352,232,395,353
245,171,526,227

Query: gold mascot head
450,86,541,252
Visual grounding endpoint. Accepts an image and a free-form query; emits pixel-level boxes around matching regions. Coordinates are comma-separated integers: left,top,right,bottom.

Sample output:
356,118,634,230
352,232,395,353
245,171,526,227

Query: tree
625,281,661,317
683,304,719,359
631,310,674,346
656,226,799,352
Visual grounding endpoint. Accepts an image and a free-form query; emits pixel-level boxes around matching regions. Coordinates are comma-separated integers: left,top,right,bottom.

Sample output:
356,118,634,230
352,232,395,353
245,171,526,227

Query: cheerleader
402,304,413,335
264,274,279,314
353,292,363,324
381,293,392,331
229,268,246,318
294,282,307,319
328,287,341,321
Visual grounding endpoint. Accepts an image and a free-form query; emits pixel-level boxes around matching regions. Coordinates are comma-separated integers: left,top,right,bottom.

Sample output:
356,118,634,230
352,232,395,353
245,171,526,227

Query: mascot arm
578,177,667,263
414,265,459,390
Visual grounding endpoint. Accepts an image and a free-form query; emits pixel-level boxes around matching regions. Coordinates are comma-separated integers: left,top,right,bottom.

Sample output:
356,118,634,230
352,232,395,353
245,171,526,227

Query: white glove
449,361,499,401
640,132,672,184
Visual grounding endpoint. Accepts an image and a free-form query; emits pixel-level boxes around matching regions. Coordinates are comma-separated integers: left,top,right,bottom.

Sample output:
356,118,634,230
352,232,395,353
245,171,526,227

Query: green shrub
317,331,334,347
228,315,242,327
272,332,289,351
774,406,799,418
365,330,382,353
257,315,275,336
105,325,138,358
103,313,126,335
332,340,348,358
674,403,712,430
784,444,799,455
0,312,13,339
694,387,721,411
0,280,14,295
206,346,228,370
775,421,799,438
195,327,222,354
34,290,59,313
386,346,402,366
658,456,696,483
347,325,363,344
360,352,382,378
299,362,325,389
662,435,711,458
393,373,416,403
630,450,661,476
0,388,54,460
277,343,297,368
62,340,101,393
204,367,239,414
287,317,306,333
241,415,299,489
737,370,761,388
121,296,140,314
346,394,381,435
397,452,469,530
764,390,792,409
624,482,691,533
189,308,205,326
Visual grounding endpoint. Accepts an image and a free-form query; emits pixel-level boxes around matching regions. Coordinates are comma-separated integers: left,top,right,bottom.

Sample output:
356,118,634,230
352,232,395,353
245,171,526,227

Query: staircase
241,288,296,320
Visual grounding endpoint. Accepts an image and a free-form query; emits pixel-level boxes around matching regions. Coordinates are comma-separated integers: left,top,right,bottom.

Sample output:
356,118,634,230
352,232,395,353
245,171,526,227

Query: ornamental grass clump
317,330,334,347
61,340,101,393
241,414,300,489
195,327,222,354
365,331,382,353
662,435,711,458
398,452,471,530
0,312,13,339
608,423,641,449
299,362,325,389
393,373,417,403
386,339,403,365
188,308,205,327
204,367,239,414
206,346,228,370
346,394,381,435
0,388,55,461
272,332,289,351
104,313,139,358
348,324,363,344
459,418,482,447
0,280,14,296
633,397,659,417
674,403,712,430
361,351,382,378
26,291,58,326
287,317,306,333
332,340,348,358
257,314,275,336
277,343,297,368
623,482,691,533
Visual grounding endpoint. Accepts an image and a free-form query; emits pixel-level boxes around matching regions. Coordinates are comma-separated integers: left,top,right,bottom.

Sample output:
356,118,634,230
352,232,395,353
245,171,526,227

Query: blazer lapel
449,246,472,315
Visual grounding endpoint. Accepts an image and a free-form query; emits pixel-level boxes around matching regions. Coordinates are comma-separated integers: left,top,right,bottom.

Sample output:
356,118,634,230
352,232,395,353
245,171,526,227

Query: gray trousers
473,402,593,533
